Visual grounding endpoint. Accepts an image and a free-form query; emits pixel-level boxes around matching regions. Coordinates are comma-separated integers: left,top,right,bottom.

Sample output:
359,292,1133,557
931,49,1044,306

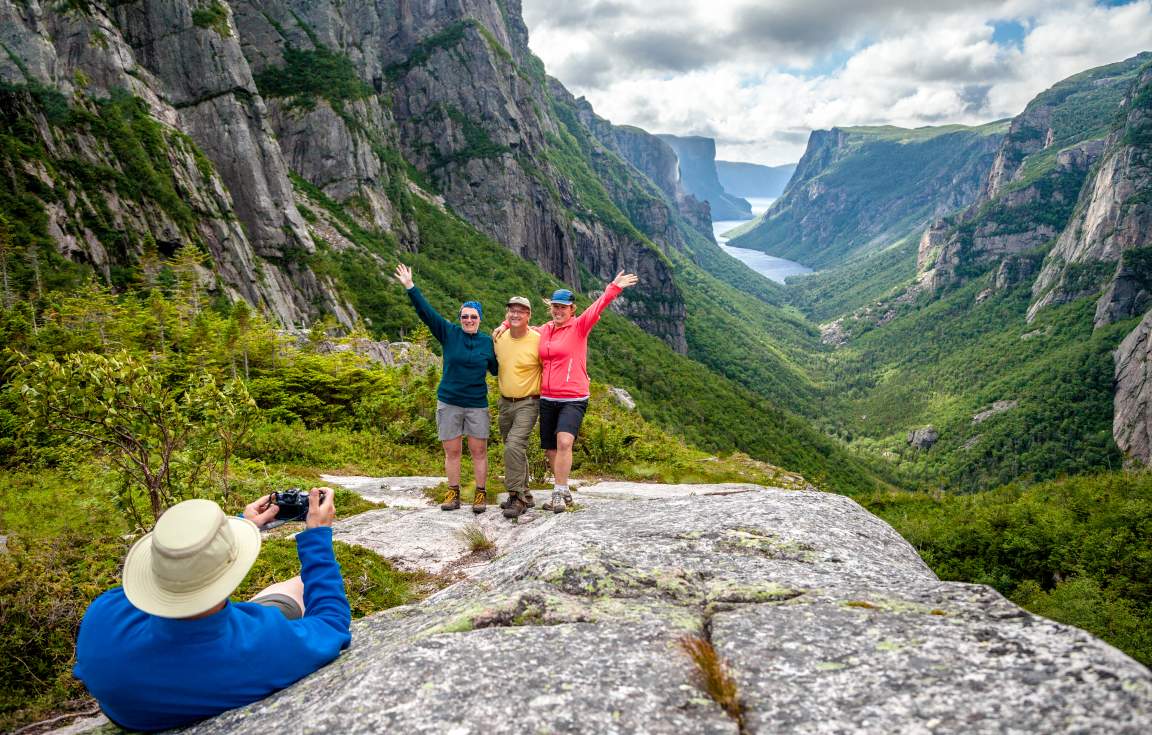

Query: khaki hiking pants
498,396,539,496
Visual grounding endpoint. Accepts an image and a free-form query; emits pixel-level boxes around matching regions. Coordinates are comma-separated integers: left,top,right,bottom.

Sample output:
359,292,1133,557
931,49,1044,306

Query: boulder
907,427,940,450
608,387,637,411
150,484,1151,734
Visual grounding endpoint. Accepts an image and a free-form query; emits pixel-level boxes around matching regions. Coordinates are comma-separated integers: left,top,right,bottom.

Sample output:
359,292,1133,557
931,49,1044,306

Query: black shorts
539,398,589,449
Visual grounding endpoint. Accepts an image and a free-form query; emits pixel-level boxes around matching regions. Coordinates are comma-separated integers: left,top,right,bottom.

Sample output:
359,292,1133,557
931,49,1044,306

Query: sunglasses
459,314,479,320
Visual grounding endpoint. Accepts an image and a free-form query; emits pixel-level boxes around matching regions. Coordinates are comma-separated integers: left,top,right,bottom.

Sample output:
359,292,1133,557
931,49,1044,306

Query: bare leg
467,436,488,488
250,576,305,615
552,432,575,486
442,437,463,486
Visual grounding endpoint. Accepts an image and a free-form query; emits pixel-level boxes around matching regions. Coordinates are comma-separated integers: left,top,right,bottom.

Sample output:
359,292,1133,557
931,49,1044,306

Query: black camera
270,488,325,521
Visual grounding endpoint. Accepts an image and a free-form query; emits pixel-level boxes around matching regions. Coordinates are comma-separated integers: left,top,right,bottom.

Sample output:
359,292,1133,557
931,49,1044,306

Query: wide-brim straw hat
122,499,261,618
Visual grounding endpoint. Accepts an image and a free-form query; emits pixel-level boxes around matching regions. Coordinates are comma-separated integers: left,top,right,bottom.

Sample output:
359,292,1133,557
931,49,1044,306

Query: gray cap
506,296,532,309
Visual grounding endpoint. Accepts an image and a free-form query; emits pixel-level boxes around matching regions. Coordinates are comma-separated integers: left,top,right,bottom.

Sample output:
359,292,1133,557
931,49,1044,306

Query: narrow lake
712,197,813,284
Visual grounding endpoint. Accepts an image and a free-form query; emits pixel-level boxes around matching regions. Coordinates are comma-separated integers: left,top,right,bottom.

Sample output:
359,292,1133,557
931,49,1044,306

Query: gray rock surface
907,427,940,450
972,400,1018,424
1113,309,1152,464
147,481,1151,734
608,386,636,410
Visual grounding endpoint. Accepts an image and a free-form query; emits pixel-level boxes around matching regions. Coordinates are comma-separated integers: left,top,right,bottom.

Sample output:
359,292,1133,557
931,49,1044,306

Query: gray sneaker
542,490,566,513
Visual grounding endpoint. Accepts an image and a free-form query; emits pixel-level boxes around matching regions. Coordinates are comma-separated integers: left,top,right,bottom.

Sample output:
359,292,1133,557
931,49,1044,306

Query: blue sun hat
548,289,575,305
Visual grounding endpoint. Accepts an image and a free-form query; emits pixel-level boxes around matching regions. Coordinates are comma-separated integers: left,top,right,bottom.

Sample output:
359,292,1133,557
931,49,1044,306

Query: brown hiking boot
500,491,535,510
440,486,461,511
472,487,487,514
502,492,528,519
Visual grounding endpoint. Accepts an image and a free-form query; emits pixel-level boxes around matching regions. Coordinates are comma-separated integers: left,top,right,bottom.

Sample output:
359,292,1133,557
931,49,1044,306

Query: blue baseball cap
548,289,575,305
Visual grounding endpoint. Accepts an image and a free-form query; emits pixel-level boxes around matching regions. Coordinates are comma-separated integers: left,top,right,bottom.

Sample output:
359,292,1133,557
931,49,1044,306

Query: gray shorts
436,401,490,440
251,592,303,620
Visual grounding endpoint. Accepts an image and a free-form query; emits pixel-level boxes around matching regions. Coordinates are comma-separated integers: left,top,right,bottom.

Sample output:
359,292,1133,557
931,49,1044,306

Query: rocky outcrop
1029,61,1152,323
1114,310,1152,464
916,54,1148,299
658,134,752,221
0,0,351,325
93,481,1152,734
907,427,939,450
731,124,1003,269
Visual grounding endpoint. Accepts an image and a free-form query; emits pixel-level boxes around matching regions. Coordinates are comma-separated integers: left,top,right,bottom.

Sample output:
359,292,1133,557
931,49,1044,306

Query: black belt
501,395,539,402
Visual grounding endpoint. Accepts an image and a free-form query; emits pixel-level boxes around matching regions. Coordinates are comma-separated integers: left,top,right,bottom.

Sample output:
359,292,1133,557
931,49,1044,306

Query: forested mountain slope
729,122,1007,269
0,0,878,491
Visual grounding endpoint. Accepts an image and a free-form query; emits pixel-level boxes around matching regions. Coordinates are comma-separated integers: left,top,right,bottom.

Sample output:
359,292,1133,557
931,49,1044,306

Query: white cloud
523,0,1152,164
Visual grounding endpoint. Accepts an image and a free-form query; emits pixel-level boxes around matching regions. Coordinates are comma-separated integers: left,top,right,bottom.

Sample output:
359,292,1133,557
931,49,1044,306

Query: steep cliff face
227,0,688,350
1114,309,1152,464
730,123,1005,269
918,55,1148,297
657,134,752,221
0,0,350,325
563,86,712,243
1029,62,1152,324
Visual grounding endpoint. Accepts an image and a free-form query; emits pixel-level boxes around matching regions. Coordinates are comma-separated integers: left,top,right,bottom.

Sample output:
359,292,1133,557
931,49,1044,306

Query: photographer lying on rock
73,488,351,732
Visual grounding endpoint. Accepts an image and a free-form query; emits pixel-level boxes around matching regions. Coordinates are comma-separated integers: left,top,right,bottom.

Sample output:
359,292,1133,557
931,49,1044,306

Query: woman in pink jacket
536,271,638,512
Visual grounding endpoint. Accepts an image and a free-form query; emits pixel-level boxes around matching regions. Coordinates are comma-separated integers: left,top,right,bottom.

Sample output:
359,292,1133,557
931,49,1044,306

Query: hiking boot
472,487,487,514
502,493,528,519
542,490,567,513
440,486,461,511
500,492,535,509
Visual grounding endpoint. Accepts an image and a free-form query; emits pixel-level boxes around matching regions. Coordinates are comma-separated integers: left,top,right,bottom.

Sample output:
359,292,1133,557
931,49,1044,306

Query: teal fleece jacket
407,286,497,408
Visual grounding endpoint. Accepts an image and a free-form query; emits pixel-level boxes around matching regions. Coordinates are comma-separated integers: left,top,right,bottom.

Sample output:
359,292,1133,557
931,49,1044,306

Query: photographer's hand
243,494,280,528
307,487,336,529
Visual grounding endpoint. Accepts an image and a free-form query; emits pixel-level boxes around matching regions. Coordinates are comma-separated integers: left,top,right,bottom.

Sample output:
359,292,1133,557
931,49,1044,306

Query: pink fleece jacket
538,283,623,400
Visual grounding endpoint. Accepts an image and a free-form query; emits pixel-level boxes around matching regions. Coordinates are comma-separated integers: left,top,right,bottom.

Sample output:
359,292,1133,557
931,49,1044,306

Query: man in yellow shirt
493,296,541,518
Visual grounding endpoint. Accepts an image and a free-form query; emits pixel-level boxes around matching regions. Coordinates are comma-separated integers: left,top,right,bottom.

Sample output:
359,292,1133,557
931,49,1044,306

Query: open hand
306,487,336,529
492,323,508,339
394,263,414,289
612,271,639,289
243,494,280,528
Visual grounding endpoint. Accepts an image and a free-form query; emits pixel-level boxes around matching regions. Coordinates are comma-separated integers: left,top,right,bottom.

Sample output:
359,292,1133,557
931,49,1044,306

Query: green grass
253,45,373,112
191,1,231,37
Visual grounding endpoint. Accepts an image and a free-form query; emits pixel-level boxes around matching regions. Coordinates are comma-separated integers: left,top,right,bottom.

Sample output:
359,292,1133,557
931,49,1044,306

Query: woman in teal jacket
394,264,497,512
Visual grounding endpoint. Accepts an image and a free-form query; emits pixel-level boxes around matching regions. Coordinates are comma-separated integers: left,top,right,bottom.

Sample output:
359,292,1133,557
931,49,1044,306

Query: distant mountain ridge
728,122,1008,268
657,134,753,220
716,160,796,198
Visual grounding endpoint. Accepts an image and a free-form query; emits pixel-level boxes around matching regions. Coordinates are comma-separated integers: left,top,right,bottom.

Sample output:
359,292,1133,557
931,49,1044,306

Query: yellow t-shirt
493,328,542,398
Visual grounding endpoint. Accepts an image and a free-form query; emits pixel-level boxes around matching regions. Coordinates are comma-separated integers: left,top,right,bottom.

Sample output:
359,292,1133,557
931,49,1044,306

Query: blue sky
523,0,1152,164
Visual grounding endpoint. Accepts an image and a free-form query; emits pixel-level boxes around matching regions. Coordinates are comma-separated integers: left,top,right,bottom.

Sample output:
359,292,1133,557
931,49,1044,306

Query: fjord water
713,197,813,283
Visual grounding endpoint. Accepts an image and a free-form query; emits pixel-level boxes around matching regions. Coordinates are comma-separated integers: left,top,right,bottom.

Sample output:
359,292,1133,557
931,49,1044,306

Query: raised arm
576,271,638,336
395,264,450,343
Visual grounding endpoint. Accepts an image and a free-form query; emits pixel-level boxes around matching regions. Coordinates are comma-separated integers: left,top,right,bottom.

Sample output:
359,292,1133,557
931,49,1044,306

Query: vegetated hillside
861,470,1152,667
730,122,1007,270
808,54,1152,490
825,279,1129,492
917,53,1150,300
716,160,796,198
0,0,881,491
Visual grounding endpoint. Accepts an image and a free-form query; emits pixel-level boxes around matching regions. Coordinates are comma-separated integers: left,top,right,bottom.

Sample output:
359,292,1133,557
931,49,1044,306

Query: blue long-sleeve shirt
407,286,498,408
73,527,352,732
